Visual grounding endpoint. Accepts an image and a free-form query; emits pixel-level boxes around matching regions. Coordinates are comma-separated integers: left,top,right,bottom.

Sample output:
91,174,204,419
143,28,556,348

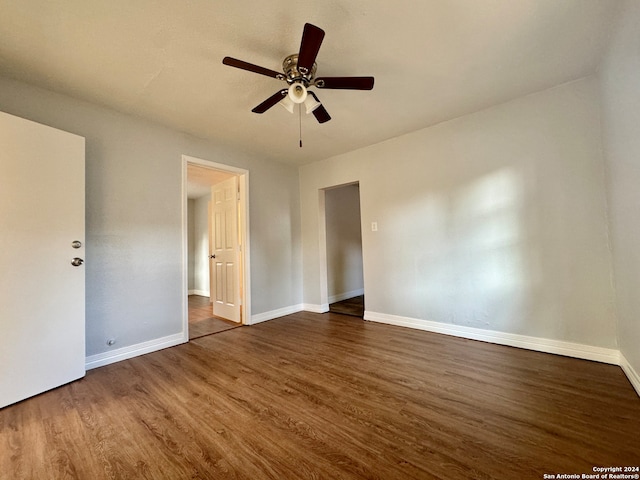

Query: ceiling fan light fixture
279,95,295,113
304,95,321,114
288,82,308,104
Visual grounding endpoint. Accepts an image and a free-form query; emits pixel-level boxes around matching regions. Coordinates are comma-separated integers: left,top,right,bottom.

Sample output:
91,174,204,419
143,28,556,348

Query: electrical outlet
371,221,378,232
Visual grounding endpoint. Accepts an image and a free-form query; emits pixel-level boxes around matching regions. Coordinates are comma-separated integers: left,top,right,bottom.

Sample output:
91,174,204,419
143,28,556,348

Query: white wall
600,0,640,380
325,184,364,302
300,76,616,349
0,75,302,358
192,195,210,295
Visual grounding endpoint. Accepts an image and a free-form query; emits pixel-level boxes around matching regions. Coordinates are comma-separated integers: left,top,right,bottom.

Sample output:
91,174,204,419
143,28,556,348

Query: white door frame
181,154,251,340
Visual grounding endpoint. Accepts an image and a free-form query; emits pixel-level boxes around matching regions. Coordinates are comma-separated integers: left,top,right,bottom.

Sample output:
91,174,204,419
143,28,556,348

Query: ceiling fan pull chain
299,103,303,148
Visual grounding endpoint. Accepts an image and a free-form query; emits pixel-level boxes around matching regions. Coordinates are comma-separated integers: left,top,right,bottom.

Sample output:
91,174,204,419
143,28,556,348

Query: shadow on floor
329,295,364,318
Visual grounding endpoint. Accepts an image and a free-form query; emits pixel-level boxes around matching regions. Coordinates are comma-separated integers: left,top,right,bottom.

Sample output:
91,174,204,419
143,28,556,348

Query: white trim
189,289,210,297
364,311,621,365
85,333,185,370
303,303,330,314
180,160,190,345
182,155,251,328
620,354,640,397
328,288,365,305
251,304,304,325
318,189,329,309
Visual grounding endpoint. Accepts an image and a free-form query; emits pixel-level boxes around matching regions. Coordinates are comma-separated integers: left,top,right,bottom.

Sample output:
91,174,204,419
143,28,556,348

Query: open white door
0,111,85,409
210,176,241,323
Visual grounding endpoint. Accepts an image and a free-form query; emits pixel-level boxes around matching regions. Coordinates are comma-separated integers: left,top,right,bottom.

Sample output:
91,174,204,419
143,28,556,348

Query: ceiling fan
222,23,374,125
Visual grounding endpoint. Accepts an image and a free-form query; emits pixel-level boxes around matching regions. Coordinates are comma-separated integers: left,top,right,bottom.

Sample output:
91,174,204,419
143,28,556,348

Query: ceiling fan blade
223,57,284,80
312,104,331,124
297,23,325,74
251,90,287,114
315,76,375,90
308,92,331,123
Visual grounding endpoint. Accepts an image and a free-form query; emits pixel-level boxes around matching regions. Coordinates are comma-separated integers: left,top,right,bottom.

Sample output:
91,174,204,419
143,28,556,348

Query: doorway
323,183,365,318
182,155,251,341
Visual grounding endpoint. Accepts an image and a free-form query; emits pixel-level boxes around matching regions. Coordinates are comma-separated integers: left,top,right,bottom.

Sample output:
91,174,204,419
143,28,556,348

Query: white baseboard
328,288,365,305
619,353,640,396
364,311,621,365
85,332,187,370
251,304,304,325
303,303,330,314
188,290,209,297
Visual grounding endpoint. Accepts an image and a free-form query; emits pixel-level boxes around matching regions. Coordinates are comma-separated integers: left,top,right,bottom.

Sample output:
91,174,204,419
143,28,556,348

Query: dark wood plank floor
1,311,639,479
189,294,240,340
329,295,365,317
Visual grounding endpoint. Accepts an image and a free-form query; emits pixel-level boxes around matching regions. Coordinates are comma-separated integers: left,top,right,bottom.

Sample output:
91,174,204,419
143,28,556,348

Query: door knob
210,254,216,259
71,257,84,267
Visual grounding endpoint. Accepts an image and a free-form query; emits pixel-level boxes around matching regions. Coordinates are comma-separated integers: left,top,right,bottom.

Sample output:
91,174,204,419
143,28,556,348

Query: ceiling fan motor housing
282,54,317,86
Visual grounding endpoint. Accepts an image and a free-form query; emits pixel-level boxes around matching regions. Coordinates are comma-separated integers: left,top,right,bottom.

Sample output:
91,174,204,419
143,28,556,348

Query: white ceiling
186,164,234,199
0,0,620,167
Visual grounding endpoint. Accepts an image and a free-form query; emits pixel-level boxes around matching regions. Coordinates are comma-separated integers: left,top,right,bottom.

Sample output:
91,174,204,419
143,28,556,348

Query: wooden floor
188,295,240,340
1,311,639,479
329,295,365,317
